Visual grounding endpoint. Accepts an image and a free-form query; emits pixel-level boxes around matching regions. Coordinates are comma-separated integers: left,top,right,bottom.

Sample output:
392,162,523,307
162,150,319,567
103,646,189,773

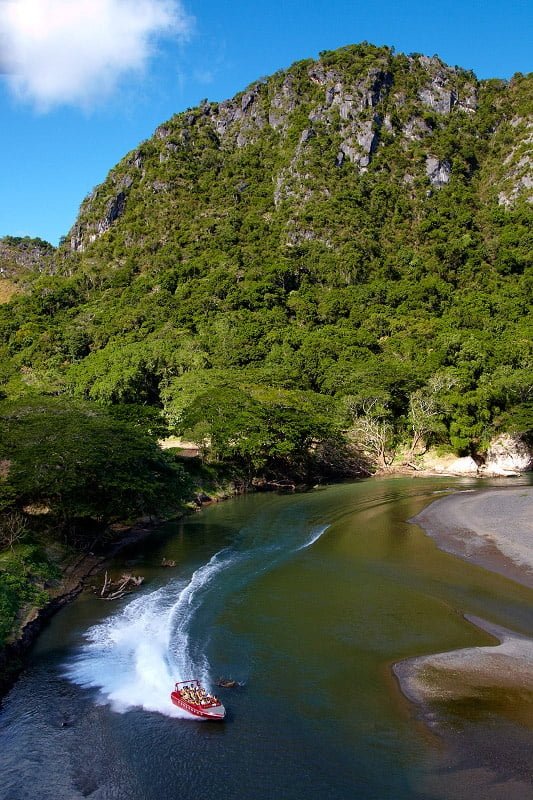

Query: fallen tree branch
99,573,144,600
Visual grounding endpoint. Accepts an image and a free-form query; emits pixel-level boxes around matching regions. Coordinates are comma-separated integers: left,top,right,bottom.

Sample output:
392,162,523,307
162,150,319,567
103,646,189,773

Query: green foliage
179,383,335,478
0,544,58,646
0,398,192,532
0,44,530,467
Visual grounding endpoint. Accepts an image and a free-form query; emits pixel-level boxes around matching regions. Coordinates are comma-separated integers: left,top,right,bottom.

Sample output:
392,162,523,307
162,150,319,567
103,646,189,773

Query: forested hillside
0,42,532,652
1,42,532,483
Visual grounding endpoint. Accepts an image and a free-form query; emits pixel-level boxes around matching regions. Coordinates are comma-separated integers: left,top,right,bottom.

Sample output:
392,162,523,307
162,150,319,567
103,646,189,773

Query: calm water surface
1,476,532,800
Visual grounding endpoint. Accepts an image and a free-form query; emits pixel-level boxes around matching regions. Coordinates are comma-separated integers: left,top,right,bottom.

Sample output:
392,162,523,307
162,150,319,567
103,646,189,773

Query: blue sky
0,0,531,246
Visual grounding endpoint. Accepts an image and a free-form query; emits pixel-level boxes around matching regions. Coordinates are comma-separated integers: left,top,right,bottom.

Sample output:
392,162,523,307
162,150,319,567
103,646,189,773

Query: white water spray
65,520,331,717
298,524,330,550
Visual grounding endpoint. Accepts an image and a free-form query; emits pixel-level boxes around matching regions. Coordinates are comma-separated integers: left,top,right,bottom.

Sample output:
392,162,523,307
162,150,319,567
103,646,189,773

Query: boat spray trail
63,584,191,717
64,514,332,718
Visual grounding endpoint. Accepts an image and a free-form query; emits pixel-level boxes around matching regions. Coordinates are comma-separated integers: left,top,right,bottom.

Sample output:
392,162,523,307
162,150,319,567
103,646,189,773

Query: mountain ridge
65,45,531,256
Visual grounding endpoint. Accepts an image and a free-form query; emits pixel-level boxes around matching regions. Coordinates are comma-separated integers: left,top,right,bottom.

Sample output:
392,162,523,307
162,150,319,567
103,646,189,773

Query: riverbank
0,460,252,701
394,487,533,797
2,478,531,704
394,614,533,799
0,514,179,699
394,614,533,709
410,486,533,588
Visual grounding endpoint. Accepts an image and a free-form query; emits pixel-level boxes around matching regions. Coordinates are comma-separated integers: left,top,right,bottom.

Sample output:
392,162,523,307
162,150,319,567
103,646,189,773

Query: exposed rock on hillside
426,156,451,187
497,118,533,206
0,236,55,280
65,46,531,254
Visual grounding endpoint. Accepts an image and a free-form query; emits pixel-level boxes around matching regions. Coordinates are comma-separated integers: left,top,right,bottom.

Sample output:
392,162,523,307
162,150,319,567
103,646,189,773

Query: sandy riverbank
394,614,533,706
410,486,533,588
395,487,533,797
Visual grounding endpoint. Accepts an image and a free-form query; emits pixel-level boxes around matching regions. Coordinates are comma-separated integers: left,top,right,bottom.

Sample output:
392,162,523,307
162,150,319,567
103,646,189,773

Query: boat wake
298,524,330,550
63,584,190,717
64,518,331,717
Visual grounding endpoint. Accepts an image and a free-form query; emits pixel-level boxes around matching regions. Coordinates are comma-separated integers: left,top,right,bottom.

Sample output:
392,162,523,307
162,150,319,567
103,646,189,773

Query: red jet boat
171,680,226,720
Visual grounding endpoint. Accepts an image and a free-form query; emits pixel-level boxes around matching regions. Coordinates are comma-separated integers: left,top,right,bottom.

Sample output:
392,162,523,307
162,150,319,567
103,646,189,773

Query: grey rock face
130,151,144,170
299,128,314,144
269,75,297,130
403,116,432,141
155,125,171,140
103,192,126,227
212,84,267,147
416,57,459,114
241,89,256,113
0,238,55,279
484,434,533,475
497,118,533,206
306,66,390,171
338,118,380,170
70,191,128,251
458,85,478,113
426,156,451,187
117,174,133,190
308,64,343,86
419,84,457,114
89,192,127,242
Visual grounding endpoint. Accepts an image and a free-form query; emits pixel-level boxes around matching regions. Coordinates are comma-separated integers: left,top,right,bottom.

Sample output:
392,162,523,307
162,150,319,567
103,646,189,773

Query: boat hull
170,691,226,720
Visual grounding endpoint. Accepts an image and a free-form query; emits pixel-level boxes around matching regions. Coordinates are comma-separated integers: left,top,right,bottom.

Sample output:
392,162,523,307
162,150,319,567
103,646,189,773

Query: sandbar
410,486,533,588
395,487,533,796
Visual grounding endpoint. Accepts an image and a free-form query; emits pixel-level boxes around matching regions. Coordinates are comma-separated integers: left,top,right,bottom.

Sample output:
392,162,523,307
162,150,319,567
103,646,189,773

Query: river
1,476,532,800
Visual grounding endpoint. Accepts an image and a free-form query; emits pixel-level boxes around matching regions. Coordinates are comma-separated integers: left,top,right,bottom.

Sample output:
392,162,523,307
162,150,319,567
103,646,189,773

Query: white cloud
0,0,193,109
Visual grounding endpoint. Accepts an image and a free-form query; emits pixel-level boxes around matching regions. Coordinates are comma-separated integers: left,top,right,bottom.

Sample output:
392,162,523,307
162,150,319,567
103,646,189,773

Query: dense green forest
0,44,531,649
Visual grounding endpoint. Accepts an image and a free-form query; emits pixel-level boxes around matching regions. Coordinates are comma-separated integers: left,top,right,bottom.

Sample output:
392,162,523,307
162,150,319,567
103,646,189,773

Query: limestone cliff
64,46,531,254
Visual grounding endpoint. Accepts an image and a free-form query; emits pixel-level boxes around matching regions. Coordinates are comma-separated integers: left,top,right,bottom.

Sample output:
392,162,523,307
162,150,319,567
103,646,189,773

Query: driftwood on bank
99,571,144,600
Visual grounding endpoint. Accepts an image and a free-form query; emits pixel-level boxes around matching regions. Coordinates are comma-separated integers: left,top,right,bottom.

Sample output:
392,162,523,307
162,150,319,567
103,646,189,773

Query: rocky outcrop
403,116,432,141
268,74,298,131
0,236,55,282
497,117,533,207
426,156,452,187
211,84,268,148
417,55,477,115
274,127,316,207
308,65,391,172
483,434,533,476
418,435,532,477
70,190,128,251
432,455,480,475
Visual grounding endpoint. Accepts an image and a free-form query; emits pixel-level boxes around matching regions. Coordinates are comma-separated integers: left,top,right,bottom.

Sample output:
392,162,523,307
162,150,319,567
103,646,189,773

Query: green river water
0,476,532,799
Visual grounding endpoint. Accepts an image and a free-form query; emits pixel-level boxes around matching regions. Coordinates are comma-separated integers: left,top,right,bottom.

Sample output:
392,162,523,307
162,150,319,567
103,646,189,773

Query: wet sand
410,487,533,588
396,487,533,798
394,615,533,708
395,616,533,799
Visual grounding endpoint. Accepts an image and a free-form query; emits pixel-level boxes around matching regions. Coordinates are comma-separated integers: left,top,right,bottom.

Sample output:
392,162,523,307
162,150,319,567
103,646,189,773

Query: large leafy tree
0,398,191,536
